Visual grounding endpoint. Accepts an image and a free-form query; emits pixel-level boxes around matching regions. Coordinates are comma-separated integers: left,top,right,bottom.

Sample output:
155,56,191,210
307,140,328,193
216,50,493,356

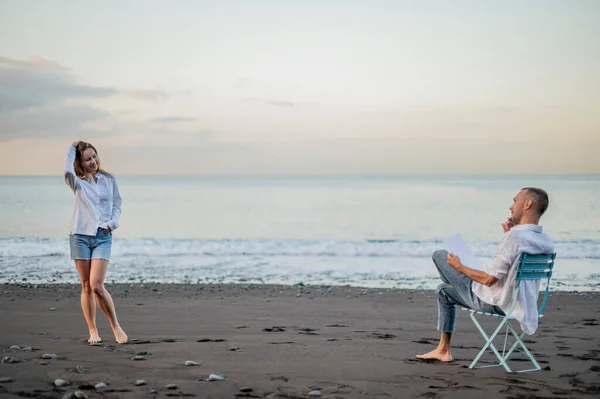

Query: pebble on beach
131,355,146,361
207,374,227,381
166,384,178,389
135,379,147,386
94,382,107,389
184,360,200,366
227,346,244,351
61,394,77,399
0,377,14,383
54,379,71,387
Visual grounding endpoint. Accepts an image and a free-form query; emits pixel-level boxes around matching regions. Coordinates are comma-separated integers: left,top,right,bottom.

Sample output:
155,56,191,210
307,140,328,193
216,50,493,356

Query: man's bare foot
87,330,102,344
416,349,453,362
113,325,128,344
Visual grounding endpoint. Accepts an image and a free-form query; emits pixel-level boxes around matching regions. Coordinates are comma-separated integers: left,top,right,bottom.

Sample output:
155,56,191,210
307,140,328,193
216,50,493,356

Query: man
416,187,554,362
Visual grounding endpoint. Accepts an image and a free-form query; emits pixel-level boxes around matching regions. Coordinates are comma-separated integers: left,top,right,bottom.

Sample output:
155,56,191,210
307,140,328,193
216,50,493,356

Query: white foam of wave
0,237,598,259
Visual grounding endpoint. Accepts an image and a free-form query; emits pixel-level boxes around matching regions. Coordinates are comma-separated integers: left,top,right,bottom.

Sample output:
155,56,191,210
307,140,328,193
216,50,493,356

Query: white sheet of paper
442,234,485,271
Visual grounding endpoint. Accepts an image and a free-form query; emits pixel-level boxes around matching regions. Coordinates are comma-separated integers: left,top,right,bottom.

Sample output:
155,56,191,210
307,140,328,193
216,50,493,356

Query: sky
0,0,599,175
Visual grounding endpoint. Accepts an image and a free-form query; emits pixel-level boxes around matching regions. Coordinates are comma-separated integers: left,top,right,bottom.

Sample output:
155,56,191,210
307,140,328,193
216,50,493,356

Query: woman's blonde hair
74,142,112,179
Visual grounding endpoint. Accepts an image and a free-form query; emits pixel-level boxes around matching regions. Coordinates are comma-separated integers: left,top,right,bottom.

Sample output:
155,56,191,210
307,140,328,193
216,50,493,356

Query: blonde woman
64,140,128,344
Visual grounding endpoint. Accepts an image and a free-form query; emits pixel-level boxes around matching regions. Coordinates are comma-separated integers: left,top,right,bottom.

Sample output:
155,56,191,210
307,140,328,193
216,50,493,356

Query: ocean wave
0,237,598,259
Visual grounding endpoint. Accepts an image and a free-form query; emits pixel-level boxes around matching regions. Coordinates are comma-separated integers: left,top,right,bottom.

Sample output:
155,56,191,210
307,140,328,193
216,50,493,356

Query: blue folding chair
462,253,557,373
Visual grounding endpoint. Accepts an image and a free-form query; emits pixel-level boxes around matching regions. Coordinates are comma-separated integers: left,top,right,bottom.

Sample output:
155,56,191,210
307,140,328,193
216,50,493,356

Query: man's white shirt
472,224,554,334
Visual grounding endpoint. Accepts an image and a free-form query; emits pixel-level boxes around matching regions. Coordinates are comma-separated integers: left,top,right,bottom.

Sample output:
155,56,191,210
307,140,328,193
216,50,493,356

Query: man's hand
447,252,498,286
501,218,515,233
447,253,463,270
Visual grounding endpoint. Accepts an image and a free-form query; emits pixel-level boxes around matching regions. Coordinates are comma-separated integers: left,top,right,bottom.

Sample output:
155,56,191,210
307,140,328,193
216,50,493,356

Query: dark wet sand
1,283,599,398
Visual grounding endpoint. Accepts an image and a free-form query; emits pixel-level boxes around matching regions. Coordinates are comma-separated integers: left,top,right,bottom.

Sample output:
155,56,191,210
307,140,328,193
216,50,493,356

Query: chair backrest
515,252,557,316
516,253,556,281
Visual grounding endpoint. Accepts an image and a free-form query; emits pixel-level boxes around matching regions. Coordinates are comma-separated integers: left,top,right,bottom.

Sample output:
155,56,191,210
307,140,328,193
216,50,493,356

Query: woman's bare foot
87,329,102,344
416,349,453,362
113,325,128,344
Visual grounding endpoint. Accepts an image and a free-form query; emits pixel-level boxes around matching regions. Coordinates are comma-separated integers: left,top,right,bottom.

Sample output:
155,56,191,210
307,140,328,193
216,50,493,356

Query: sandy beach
1,283,599,398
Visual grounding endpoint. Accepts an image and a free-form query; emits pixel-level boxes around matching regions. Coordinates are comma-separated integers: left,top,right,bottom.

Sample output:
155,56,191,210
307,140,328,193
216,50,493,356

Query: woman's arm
64,141,80,192
107,178,122,232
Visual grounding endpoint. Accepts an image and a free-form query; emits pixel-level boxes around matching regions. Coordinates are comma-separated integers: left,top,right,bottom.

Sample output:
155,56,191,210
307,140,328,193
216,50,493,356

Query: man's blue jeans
432,249,504,332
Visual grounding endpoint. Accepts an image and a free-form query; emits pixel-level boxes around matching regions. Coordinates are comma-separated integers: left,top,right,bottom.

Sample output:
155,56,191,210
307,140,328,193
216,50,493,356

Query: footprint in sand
369,332,396,339
263,326,286,332
267,373,289,382
297,328,319,335
413,339,434,345
315,381,356,395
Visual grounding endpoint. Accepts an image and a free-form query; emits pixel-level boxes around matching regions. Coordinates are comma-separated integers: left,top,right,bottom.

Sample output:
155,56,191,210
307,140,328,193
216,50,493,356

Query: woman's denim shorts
69,229,113,261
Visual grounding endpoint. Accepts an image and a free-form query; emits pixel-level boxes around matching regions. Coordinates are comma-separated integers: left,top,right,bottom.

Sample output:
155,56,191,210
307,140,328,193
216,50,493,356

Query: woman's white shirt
64,146,122,236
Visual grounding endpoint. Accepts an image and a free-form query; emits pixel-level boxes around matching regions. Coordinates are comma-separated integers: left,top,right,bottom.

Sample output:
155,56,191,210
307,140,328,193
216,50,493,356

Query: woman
64,140,128,344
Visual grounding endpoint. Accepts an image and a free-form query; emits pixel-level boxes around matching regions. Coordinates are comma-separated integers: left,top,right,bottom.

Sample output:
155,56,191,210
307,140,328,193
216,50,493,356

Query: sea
1,175,598,291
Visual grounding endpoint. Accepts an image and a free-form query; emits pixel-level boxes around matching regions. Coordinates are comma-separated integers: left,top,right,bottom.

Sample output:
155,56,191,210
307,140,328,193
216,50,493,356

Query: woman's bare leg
90,259,128,344
75,260,101,343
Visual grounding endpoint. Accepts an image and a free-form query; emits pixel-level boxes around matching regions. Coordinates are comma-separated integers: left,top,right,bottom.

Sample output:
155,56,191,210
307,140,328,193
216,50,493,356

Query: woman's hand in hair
71,140,81,148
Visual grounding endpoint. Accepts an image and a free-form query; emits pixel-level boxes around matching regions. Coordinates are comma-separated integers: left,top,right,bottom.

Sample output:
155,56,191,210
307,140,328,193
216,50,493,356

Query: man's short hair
521,187,549,216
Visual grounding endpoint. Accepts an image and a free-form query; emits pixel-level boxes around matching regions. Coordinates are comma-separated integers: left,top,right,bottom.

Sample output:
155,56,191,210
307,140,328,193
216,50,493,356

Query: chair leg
501,330,524,364
468,314,512,372
504,322,542,372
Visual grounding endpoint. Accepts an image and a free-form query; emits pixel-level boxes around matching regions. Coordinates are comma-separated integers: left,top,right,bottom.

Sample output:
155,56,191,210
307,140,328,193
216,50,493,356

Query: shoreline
2,281,599,293
1,283,599,398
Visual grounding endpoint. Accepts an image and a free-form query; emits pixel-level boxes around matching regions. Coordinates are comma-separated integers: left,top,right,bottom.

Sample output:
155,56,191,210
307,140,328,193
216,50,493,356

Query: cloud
150,116,197,123
0,56,118,141
0,57,117,113
0,56,171,114
0,56,176,142
0,56,67,71
0,104,109,140
124,89,168,101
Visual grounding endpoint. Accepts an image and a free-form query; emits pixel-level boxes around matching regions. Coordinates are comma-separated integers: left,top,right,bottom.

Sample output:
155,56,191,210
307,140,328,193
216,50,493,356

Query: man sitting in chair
416,187,554,362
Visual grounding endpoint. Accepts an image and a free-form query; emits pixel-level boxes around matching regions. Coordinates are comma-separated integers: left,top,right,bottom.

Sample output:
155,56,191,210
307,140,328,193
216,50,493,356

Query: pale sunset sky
0,0,599,175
